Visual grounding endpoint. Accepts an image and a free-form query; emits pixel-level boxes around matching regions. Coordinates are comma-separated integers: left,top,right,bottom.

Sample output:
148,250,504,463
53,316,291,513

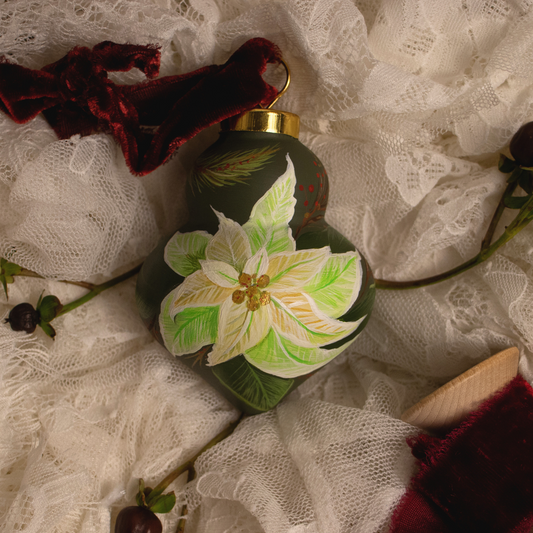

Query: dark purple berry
5,303,40,333
114,506,162,533
510,122,533,167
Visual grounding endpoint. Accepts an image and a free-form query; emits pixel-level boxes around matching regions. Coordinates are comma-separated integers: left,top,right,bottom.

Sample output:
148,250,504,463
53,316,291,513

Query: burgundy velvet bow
0,38,282,175
390,375,533,533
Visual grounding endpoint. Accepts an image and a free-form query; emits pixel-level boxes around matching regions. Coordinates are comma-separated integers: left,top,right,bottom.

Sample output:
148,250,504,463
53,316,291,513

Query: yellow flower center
232,272,271,311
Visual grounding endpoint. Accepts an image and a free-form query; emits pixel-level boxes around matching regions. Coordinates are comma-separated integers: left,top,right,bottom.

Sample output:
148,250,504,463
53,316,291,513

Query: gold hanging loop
222,59,299,138
265,59,291,110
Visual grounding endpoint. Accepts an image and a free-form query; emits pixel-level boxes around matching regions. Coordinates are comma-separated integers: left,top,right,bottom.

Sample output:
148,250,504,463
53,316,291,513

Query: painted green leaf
164,231,211,277
211,354,294,412
243,155,297,255
191,145,279,192
160,294,219,356
303,252,362,318
244,328,358,379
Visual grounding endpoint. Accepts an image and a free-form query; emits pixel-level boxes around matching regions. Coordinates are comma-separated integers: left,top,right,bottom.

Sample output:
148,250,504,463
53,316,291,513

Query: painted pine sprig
191,145,279,192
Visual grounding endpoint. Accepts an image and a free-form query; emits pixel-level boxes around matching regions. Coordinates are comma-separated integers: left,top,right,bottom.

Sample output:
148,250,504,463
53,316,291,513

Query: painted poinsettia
160,155,366,379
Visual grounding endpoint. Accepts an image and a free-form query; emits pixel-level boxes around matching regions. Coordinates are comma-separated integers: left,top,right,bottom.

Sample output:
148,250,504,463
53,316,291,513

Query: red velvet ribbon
390,375,533,533
0,38,282,175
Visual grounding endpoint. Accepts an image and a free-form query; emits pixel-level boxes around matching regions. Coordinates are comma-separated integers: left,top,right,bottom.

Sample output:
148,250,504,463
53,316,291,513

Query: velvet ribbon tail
390,375,533,533
0,38,282,175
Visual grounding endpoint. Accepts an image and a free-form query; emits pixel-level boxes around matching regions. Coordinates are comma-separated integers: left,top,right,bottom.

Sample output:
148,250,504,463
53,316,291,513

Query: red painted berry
308,185,314,192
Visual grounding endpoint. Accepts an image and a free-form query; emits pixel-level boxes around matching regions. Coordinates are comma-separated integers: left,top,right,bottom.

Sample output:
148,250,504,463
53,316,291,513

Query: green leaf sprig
4,264,142,338
136,478,176,514
0,258,22,298
375,122,533,290
116,415,243,533
36,293,63,338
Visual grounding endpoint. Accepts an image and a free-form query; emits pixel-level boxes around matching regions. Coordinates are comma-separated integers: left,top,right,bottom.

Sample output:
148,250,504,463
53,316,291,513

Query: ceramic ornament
136,63,375,414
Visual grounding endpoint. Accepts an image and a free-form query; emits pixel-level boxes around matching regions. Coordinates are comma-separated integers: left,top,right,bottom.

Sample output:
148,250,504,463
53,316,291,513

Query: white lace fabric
1,1,532,532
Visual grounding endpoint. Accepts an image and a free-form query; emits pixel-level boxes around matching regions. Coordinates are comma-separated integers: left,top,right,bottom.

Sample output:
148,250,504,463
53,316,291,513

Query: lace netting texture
1,1,533,532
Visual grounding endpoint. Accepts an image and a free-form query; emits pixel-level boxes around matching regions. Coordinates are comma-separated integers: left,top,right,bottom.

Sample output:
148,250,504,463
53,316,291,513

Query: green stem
375,194,533,290
151,414,244,495
375,255,483,290
480,181,518,250
56,264,143,317
18,268,95,290
175,469,194,533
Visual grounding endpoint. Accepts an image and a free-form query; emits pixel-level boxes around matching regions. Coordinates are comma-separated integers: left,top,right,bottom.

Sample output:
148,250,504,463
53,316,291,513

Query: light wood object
401,347,520,431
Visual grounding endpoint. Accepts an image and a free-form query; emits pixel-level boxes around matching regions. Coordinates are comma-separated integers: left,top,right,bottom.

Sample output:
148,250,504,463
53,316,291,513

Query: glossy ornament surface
137,106,375,414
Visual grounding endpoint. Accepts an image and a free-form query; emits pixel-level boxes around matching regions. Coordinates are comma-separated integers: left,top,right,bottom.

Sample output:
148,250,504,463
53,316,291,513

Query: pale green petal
209,300,271,365
303,251,363,318
243,247,269,278
244,329,356,379
164,230,212,277
270,291,363,347
206,210,251,272
160,293,218,356
267,247,329,290
201,260,240,288
243,155,296,255
166,270,231,318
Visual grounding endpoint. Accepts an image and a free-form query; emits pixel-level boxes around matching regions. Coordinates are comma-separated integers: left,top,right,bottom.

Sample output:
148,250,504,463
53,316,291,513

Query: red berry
308,185,314,192
510,122,533,167
5,303,40,333
114,506,162,533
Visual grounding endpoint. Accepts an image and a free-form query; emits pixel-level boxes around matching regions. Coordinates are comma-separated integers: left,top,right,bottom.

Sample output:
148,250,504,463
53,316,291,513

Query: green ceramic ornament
136,73,375,414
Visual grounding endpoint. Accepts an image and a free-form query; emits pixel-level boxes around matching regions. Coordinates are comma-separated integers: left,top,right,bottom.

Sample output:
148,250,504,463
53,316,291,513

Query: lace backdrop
0,1,532,532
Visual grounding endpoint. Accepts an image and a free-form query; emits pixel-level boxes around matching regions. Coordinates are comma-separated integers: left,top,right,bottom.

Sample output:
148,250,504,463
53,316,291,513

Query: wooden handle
401,347,520,431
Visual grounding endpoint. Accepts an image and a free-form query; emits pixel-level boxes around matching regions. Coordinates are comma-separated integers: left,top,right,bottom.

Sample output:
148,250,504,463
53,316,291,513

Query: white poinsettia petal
243,247,269,278
304,251,363,318
166,270,231,319
201,260,240,288
244,329,356,379
209,301,271,365
205,209,251,272
270,291,363,347
208,297,250,363
243,154,297,255
164,230,212,277
160,294,218,356
267,247,330,291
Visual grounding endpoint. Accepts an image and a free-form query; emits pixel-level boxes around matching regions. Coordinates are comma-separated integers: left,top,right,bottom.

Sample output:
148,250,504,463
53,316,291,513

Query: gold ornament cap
221,59,300,139
222,108,299,138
